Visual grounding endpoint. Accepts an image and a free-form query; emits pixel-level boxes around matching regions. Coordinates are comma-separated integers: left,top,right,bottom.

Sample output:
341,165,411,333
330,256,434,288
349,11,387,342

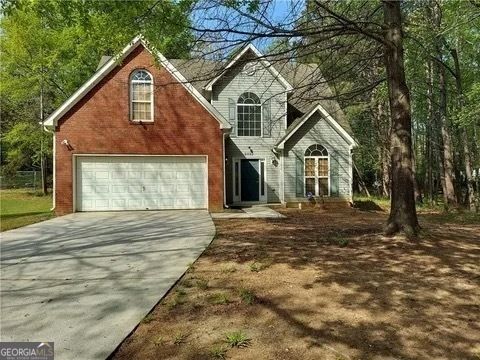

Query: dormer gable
203,44,293,93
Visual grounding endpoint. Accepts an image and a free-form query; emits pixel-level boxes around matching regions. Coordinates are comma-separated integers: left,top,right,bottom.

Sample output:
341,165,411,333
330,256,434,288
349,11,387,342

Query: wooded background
1,0,478,229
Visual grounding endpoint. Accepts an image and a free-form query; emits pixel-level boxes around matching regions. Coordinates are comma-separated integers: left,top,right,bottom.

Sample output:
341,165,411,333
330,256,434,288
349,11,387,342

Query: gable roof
275,104,357,149
203,44,293,92
44,35,231,130
168,58,354,138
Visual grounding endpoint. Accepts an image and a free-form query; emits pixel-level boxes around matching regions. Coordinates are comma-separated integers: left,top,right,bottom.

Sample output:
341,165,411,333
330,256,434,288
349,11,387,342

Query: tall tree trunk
372,100,391,198
425,61,434,205
437,60,457,208
383,0,419,237
450,46,475,210
432,2,457,209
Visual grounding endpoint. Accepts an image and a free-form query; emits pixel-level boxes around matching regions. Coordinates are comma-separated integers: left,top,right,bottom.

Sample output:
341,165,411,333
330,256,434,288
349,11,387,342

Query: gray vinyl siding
212,56,288,203
283,112,352,201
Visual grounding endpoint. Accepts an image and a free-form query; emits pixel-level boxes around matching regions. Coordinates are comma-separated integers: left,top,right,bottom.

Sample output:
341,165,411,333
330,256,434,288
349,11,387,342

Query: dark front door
241,159,260,201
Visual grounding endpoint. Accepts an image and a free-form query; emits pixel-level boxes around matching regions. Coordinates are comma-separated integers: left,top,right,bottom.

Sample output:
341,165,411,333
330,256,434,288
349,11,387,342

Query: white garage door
76,156,207,211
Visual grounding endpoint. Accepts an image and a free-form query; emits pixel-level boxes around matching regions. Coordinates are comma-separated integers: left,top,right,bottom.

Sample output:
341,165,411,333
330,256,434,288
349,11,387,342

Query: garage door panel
76,156,207,211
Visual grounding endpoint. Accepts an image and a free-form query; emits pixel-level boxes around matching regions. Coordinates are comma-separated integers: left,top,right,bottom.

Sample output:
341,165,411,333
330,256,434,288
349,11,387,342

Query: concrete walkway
0,211,215,360
211,206,286,219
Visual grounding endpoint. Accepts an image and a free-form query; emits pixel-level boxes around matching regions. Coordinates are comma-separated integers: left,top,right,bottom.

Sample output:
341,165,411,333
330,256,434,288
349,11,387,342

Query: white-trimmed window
130,69,153,122
304,144,329,196
237,92,261,136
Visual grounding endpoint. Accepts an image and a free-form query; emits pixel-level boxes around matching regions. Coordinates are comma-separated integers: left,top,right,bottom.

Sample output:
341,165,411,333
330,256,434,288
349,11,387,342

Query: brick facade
55,45,224,214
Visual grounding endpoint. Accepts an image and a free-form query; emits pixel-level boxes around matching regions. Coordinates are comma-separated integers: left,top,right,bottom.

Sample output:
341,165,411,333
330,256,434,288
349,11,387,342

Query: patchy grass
209,345,228,359
238,289,256,305
208,293,230,305
0,189,53,231
224,331,250,348
173,332,188,346
112,208,480,360
195,277,209,290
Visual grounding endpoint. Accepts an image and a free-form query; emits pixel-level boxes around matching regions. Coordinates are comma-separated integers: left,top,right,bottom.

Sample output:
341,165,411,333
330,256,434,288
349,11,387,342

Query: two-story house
44,36,356,214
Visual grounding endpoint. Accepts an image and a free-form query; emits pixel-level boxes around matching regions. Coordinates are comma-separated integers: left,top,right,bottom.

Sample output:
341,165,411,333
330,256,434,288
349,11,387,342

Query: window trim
304,145,330,197
236,92,262,137
130,69,154,123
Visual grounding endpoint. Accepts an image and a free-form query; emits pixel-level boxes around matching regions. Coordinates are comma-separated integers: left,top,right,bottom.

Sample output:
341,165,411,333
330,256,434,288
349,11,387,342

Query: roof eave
275,103,356,149
203,43,293,92
45,35,231,130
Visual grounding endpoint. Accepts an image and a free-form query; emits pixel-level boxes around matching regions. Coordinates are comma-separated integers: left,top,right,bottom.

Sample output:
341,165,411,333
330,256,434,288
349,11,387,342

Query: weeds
239,288,256,305
166,288,187,309
249,258,273,272
173,332,188,345
209,345,228,359
221,266,237,274
196,277,209,290
152,335,164,346
141,313,155,324
209,292,230,305
224,331,250,348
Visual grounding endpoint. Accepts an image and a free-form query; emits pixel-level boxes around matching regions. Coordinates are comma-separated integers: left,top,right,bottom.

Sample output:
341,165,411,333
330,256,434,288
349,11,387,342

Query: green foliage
224,331,250,348
173,332,188,345
239,288,256,305
209,345,228,359
195,277,209,290
208,292,230,305
1,122,52,175
0,0,193,173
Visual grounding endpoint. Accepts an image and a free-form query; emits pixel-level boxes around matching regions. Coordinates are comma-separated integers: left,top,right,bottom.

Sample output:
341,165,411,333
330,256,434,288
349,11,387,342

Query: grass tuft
195,277,209,290
239,288,256,305
141,313,156,324
249,258,273,272
173,332,188,345
209,345,228,359
224,331,250,348
208,292,230,305
166,288,187,309
221,266,237,274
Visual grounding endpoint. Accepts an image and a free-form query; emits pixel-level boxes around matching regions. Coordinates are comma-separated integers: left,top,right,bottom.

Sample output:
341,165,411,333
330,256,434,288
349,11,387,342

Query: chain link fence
0,170,42,190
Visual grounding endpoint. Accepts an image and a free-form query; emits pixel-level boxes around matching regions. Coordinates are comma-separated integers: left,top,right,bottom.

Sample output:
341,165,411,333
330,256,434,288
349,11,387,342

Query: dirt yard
111,208,480,360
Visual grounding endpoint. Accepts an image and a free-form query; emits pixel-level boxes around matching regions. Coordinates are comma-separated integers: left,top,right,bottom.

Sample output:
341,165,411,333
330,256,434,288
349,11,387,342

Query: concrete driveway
0,211,215,360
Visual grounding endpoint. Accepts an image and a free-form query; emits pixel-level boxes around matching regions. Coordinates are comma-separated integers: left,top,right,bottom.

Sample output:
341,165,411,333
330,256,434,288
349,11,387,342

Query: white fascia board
204,43,293,92
44,36,144,128
44,35,230,130
276,104,357,149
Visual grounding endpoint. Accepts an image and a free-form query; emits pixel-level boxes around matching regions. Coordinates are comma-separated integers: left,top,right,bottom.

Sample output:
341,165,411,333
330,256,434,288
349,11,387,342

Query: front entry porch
232,158,267,204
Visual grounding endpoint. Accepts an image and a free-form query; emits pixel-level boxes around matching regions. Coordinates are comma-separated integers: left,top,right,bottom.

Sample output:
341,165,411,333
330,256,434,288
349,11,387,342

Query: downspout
43,125,55,211
223,130,229,209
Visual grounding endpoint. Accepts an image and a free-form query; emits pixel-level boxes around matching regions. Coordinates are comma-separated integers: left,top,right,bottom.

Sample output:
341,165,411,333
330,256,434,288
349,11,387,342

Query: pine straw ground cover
112,208,480,360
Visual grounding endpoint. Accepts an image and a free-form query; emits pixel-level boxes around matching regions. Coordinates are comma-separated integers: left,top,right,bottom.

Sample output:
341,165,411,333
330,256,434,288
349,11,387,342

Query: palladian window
237,92,261,136
304,144,329,196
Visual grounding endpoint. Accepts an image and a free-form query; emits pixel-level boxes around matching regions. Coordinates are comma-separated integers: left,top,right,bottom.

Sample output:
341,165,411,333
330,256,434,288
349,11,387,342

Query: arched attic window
130,69,153,122
237,92,261,136
304,144,329,196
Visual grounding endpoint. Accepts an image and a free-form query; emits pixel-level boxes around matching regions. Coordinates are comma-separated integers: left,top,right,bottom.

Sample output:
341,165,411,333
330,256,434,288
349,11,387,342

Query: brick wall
55,45,224,214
